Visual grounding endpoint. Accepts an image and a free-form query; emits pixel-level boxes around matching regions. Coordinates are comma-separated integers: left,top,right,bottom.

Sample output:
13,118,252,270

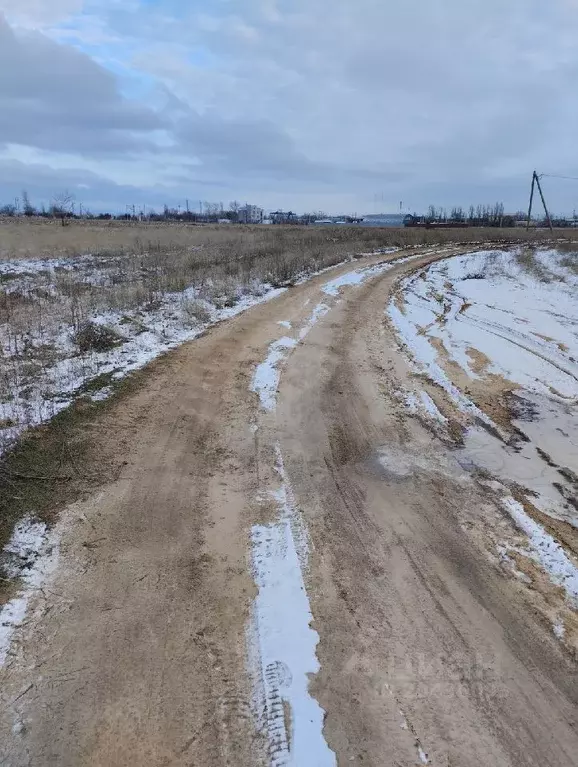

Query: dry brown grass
515,247,555,282
0,217,559,263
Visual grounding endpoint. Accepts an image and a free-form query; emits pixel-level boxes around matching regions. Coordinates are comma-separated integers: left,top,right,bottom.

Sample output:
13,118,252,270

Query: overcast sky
1,0,578,215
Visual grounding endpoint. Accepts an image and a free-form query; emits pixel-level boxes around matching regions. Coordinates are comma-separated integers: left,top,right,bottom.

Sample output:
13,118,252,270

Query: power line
539,173,578,182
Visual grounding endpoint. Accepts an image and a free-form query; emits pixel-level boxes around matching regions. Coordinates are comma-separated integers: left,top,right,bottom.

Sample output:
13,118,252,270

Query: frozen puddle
459,423,578,526
250,447,335,766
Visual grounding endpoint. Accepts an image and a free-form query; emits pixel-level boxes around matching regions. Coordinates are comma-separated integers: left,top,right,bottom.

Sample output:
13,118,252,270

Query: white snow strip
0,520,60,666
321,252,424,298
299,303,331,340
252,300,334,412
278,321,292,329
418,746,431,764
250,446,335,766
388,303,496,428
405,390,447,423
553,621,565,640
251,337,297,412
501,496,578,606
322,269,369,296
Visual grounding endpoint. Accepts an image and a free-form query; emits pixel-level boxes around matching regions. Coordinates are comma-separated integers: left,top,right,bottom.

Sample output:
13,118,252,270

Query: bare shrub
181,298,211,324
73,321,125,353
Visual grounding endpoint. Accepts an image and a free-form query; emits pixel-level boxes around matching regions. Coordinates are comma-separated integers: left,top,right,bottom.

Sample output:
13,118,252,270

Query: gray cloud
0,157,196,212
0,14,164,156
175,111,406,191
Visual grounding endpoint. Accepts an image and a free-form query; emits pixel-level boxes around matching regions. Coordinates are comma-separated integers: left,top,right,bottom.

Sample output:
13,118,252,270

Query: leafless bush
181,298,211,324
73,321,124,353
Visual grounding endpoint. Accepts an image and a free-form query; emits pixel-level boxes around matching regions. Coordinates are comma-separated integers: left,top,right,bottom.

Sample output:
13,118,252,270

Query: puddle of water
458,410,578,528
512,392,578,468
377,445,464,482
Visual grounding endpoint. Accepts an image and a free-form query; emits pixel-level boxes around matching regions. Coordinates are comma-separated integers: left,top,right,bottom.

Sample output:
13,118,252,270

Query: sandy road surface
1,247,577,766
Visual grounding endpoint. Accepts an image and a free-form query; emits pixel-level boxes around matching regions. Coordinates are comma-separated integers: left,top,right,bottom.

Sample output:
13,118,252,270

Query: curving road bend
0,247,577,766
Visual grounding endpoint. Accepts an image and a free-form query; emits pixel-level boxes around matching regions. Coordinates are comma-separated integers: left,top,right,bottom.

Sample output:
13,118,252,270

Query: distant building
238,204,264,224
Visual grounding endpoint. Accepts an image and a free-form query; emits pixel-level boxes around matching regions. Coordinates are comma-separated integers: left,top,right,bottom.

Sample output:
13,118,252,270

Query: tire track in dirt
276,255,578,766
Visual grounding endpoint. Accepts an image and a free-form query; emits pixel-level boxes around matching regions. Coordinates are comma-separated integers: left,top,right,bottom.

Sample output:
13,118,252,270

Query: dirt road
1,248,577,766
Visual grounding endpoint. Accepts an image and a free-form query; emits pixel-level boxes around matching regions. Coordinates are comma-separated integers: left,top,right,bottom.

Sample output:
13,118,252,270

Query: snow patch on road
251,337,298,412
321,252,426,298
322,270,369,296
553,621,566,640
299,303,331,340
405,390,447,423
249,446,335,766
252,298,334,412
0,519,60,666
388,302,496,428
501,496,578,607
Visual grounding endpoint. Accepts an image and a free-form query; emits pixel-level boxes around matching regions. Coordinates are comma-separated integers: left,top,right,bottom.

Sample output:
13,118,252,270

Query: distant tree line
0,191,270,226
424,203,511,227
404,202,577,228
0,191,340,227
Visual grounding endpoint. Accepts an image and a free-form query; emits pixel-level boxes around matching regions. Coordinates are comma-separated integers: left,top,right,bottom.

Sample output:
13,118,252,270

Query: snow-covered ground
0,251,289,455
0,518,59,665
389,249,578,519
391,248,578,401
388,246,578,639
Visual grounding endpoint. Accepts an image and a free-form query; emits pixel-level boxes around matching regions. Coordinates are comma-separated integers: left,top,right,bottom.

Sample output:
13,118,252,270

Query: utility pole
527,171,553,232
534,173,553,232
